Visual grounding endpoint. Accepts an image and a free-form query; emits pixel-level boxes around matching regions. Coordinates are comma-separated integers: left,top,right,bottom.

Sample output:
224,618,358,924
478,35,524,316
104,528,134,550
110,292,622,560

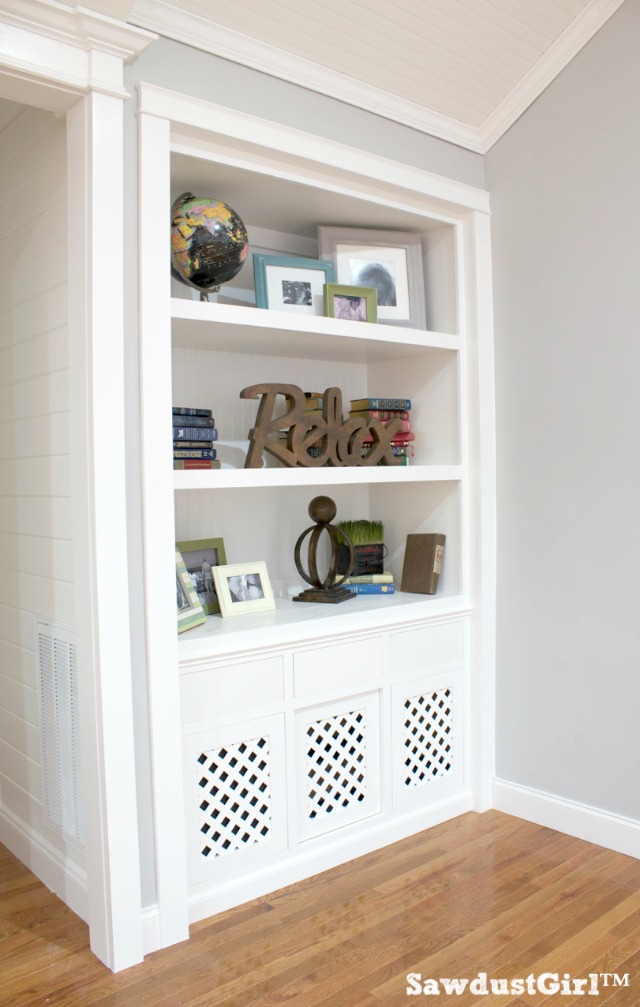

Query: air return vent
35,620,85,849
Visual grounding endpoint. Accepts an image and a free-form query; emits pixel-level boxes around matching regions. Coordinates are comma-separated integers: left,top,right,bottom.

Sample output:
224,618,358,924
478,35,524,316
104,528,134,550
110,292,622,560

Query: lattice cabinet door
294,692,381,842
391,669,464,810
182,714,287,886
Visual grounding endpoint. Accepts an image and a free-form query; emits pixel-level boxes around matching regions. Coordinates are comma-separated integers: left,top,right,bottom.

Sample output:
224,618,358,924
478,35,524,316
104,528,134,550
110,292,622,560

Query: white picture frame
317,226,426,329
212,561,276,617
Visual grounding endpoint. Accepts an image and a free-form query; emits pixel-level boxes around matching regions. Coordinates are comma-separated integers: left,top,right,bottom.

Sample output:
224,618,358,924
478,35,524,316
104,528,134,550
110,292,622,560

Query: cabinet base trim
187,792,473,924
492,779,640,860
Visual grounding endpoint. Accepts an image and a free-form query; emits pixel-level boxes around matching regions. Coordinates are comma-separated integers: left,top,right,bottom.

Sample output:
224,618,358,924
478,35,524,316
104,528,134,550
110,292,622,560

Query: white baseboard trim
0,804,89,921
141,903,162,955
493,779,640,859
186,791,473,927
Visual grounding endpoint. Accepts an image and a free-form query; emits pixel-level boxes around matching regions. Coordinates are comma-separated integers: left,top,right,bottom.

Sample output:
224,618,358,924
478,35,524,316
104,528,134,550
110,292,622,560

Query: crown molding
129,0,483,154
0,0,156,108
479,0,628,151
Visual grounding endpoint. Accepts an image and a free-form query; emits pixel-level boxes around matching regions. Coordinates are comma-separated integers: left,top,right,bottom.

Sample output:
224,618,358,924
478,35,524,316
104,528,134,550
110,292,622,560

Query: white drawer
389,620,464,672
293,636,383,697
180,655,284,723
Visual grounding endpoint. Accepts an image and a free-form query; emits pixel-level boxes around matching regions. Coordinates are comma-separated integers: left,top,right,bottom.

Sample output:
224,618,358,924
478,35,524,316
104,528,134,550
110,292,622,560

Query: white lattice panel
197,736,272,858
296,693,381,841
392,670,464,809
183,715,287,885
403,689,453,786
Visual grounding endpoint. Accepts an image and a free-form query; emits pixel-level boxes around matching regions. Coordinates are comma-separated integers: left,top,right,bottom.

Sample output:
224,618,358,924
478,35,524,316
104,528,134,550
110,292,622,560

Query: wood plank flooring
2,811,640,1006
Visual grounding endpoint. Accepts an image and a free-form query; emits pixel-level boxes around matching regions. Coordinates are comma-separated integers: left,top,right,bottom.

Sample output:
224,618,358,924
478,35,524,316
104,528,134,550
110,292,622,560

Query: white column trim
137,108,190,950
67,89,144,973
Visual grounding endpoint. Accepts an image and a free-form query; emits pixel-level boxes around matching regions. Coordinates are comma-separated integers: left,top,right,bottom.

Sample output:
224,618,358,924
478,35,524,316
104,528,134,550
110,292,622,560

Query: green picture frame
253,253,336,314
175,537,227,615
176,550,206,634
323,283,378,324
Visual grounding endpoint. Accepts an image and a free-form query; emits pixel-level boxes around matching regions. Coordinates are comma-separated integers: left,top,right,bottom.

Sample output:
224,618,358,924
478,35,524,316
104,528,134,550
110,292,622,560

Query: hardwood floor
2,811,640,1006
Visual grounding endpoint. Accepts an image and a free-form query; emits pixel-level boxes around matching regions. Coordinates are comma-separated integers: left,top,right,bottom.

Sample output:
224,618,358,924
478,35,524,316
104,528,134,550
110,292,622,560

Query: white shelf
173,463,462,490
171,298,460,363
177,593,471,666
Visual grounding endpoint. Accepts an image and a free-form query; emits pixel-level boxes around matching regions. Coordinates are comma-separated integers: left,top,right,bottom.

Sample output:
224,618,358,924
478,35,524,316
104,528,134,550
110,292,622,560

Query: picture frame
212,561,276,618
317,226,426,329
175,550,206,633
253,253,336,315
175,537,227,615
323,283,377,323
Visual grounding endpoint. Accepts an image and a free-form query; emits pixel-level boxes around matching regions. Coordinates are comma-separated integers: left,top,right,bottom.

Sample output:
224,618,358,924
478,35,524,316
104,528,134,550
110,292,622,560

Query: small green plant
337,519,384,546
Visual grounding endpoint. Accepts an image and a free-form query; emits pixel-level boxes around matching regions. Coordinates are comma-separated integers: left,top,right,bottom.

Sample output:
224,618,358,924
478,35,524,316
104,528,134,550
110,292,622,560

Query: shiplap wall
0,106,81,868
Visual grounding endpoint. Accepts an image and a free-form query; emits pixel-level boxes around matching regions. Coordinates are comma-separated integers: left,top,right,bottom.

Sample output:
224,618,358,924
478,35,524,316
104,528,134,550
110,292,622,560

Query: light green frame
175,550,206,633
175,537,227,614
323,283,378,323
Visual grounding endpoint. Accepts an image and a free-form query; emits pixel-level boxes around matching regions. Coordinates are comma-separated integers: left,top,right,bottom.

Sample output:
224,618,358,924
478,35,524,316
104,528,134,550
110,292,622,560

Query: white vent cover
35,620,85,849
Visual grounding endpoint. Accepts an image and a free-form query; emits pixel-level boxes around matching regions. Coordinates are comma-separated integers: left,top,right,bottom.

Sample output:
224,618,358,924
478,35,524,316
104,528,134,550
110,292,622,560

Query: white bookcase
138,84,495,936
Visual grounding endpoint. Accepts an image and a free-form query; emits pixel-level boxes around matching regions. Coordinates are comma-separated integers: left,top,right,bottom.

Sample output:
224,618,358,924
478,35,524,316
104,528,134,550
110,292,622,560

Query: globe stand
293,496,355,604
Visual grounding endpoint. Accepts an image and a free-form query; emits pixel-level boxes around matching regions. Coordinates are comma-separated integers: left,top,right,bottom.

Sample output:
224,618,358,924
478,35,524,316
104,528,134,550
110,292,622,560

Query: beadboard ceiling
3,0,626,153
121,0,625,152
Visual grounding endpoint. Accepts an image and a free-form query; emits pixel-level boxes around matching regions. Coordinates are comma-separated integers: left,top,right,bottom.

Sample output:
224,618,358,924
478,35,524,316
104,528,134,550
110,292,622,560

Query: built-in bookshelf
138,85,495,939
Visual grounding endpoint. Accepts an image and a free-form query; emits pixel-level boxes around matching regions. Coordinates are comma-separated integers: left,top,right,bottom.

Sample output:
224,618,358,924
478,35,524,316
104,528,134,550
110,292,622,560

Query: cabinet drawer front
293,636,383,697
389,620,465,672
181,656,284,723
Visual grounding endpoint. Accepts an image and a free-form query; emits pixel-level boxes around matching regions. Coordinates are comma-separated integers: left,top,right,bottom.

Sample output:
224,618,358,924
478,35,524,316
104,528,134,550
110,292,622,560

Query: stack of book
349,397,415,464
172,407,220,470
342,572,395,596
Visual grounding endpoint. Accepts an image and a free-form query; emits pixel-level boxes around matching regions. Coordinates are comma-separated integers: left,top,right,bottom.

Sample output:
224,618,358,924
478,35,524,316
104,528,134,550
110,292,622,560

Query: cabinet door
182,713,287,886
294,692,381,842
391,668,464,810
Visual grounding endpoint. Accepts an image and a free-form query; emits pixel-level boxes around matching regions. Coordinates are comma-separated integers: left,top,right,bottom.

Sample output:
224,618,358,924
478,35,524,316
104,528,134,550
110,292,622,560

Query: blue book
344,583,395,595
173,448,216,459
173,426,218,441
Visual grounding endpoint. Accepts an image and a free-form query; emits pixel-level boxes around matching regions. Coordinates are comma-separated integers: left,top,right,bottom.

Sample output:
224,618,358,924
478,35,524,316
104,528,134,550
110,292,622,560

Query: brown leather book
400,533,446,594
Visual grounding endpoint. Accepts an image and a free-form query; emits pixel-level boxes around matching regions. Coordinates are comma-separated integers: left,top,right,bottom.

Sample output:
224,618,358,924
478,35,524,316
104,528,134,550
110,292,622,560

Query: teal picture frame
253,253,336,313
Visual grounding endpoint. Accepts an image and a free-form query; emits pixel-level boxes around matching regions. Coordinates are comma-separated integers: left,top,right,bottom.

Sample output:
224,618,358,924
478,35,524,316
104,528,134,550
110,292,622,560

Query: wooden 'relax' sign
240,384,403,468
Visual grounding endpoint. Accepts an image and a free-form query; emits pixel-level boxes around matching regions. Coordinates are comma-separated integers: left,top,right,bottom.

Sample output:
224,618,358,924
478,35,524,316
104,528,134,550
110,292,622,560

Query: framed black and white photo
212,561,276,617
253,253,336,315
318,226,426,329
176,550,206,633
323,283,377,323
175,537,227,615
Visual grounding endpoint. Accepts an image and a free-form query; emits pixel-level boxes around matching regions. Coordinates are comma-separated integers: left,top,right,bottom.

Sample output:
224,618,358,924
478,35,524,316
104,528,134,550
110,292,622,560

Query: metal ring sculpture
293,496,355,603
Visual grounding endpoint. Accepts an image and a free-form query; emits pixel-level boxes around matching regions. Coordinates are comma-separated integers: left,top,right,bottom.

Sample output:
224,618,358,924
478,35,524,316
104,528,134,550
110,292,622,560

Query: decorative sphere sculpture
170,191,249,297
293,496,355,604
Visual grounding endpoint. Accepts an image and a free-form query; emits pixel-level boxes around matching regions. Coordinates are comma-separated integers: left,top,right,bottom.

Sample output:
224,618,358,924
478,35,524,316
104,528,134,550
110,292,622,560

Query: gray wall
485,0,640,819
125,36,485,189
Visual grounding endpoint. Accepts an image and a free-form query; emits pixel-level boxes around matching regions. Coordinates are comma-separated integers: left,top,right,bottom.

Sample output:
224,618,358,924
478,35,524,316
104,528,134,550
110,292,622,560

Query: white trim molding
493,779,640,861
0,804,89,924
478,0,628,151
0,0,156,110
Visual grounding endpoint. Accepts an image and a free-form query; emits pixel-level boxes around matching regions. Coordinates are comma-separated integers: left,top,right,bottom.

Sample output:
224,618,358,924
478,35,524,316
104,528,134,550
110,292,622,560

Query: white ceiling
123,0,626,152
